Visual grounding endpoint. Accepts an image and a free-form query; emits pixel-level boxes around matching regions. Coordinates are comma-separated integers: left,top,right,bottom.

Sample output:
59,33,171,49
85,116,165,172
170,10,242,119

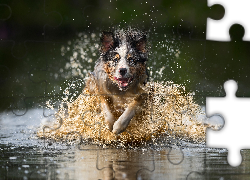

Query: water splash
38,82,206,147
38,31,207,147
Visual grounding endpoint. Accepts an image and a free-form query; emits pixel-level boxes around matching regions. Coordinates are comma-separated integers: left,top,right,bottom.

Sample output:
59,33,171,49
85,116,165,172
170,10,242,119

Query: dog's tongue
114,77,132,88
119,79,128,87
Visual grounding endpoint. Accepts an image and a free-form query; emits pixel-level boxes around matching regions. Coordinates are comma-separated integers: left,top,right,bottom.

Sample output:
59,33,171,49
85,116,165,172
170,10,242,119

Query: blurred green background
0,0,250,111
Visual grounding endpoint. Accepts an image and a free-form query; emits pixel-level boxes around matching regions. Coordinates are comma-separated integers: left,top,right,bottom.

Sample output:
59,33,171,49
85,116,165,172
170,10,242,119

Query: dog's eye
128,57,133,61
128,57,137,65
113,53,120,62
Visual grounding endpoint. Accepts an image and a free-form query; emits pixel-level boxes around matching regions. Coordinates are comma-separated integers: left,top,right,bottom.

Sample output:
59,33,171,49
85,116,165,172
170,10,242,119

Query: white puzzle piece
207,0,250,41
206,80,250,167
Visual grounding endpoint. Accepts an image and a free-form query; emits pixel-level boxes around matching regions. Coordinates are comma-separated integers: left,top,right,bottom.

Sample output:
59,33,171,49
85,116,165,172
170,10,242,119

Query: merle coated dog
85,28,149,134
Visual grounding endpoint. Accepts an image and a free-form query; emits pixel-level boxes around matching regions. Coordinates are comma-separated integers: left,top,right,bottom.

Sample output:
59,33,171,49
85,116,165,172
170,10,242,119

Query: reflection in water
69,147,188,180
95,148,155,180
2,142,195,179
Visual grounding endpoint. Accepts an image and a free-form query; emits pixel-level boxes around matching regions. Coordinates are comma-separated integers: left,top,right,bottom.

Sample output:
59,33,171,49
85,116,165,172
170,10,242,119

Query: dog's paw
107,121,114,131
112,117,130,135
104,115,116,131
112,121,124,135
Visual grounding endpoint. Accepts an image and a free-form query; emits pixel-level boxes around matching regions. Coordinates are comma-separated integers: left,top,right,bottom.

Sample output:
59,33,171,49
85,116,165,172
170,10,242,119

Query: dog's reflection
96,148,154,180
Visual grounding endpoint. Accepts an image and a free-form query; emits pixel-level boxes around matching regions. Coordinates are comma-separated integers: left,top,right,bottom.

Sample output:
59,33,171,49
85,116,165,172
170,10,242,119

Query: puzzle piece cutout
203,28,250,97
207,0,250,41
206,79,250,167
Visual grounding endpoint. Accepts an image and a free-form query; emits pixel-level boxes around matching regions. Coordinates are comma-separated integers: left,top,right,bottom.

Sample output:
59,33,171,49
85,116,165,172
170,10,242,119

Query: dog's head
100,28,149,91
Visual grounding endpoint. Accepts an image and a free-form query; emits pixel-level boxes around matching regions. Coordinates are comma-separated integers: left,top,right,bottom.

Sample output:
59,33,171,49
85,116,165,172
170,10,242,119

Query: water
1,109,250,180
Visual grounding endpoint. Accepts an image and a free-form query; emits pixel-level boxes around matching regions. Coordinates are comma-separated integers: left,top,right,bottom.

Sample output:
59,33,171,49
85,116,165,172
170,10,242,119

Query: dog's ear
100,31,115,53
135,35,147,53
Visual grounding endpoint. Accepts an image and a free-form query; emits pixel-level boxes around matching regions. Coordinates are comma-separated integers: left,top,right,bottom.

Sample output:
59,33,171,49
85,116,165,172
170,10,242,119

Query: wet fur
85,28,149,134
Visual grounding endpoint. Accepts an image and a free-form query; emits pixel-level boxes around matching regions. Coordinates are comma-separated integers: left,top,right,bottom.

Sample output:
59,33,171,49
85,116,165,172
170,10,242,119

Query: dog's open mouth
114,77,133,89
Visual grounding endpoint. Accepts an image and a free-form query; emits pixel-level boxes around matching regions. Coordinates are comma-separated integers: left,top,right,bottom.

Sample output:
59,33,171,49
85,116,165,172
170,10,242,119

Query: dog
85,28,149,134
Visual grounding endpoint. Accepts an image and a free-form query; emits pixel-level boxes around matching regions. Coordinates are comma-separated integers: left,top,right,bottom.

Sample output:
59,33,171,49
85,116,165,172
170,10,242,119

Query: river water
1,108,250,180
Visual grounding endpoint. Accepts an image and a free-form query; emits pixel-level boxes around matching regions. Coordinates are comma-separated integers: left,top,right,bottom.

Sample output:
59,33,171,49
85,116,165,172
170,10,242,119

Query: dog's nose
119,68,127,76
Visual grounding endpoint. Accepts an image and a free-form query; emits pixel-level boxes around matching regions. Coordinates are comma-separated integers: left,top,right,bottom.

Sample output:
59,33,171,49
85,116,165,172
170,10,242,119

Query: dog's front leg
112,103,136,134
112,94,145,134
101,96,116,131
